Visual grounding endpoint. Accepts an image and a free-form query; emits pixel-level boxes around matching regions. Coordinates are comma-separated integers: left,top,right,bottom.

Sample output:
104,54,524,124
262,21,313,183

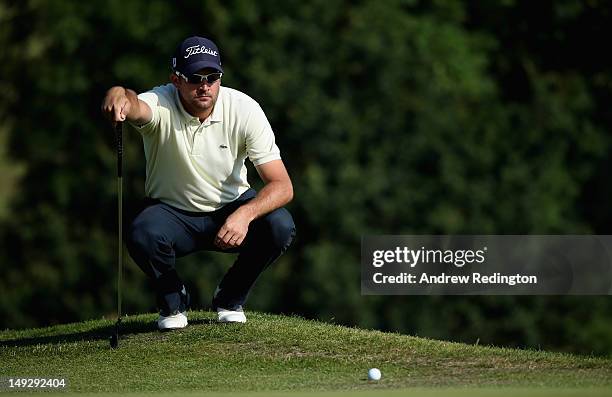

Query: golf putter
110,121,123,349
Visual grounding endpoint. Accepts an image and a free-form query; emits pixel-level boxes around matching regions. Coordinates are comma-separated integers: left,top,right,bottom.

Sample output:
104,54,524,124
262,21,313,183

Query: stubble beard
193,87,217,112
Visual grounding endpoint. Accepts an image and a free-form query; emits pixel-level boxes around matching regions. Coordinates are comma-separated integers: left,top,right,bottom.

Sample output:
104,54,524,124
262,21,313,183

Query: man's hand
215,160,293,250
214,207,255,249
215,160,293,249
101,87,152,127
101,87,131,127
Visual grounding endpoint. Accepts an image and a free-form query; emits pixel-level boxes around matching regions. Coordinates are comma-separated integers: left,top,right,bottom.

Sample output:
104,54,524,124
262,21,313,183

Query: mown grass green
1,311,611,396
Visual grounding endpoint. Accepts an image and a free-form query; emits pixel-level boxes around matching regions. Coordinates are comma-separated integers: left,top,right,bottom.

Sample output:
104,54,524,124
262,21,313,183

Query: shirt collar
173,84,223,125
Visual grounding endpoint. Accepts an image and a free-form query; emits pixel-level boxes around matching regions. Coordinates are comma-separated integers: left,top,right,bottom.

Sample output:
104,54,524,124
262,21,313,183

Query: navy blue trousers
126,188,295,314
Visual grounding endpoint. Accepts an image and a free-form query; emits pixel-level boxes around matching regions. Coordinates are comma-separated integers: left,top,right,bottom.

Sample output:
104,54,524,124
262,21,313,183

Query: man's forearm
236,180,293,222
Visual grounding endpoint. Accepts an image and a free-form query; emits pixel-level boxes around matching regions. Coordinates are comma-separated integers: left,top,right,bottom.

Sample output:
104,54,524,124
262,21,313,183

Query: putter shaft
112,121,124,349
116,122,123,319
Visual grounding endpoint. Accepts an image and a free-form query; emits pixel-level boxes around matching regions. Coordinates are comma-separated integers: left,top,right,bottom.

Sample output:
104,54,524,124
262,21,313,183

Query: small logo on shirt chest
219,144,228,149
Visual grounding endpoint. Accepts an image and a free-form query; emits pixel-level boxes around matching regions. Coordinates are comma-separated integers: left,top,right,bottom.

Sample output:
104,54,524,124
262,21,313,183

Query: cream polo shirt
127,84,281,212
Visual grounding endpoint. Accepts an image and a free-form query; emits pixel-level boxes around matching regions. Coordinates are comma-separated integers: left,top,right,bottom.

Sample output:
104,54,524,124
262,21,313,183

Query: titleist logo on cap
184,45,218,58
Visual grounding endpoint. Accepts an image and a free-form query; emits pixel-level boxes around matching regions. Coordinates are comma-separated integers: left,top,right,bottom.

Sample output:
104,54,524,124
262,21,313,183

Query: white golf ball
367,367,381,381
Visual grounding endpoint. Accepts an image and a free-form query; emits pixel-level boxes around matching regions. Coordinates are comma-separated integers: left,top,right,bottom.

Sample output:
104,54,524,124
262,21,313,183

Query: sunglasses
176,71,223,85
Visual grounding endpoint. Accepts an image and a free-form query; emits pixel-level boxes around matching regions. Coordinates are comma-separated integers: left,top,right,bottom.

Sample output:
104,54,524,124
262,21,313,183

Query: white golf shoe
157,311,188,330
217,307,247,323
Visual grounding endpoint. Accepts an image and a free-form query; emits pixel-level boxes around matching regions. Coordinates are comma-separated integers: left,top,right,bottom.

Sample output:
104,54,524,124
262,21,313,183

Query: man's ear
170,73,181,87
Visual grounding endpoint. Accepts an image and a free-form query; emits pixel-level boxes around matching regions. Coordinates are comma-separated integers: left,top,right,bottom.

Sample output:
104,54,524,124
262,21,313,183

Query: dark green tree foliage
0,0,610,355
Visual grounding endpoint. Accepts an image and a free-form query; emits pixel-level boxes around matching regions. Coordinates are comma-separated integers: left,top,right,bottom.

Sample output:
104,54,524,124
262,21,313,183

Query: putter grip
116,122,123,178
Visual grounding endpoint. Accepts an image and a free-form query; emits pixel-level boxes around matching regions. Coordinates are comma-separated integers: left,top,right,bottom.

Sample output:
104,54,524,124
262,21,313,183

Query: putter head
109,332,118,349
109,317,121,349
